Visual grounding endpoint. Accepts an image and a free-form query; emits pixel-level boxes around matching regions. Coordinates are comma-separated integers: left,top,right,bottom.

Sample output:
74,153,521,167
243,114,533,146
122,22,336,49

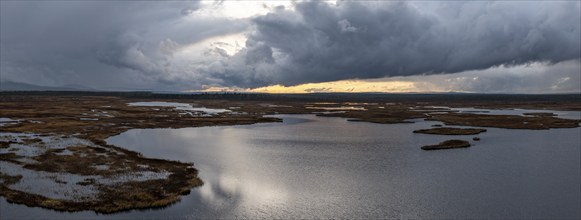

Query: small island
421,140,471,150
522,112,557,117
413,127,487,135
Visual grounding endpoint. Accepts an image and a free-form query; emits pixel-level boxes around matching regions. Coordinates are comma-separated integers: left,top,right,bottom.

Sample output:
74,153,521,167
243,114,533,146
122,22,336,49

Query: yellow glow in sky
251,80,418,93
194,78,448,94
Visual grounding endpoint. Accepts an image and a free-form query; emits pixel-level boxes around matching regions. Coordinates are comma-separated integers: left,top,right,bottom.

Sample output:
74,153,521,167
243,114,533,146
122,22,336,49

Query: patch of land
427,113,580,130
413,127,487,135
317,109,426,124
0,96,281,141
0,133,202,213
522,112,557,117
421,140,471,150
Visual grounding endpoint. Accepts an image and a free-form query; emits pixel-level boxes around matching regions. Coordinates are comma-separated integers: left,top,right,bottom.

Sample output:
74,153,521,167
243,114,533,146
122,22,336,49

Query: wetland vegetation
0,92,580,213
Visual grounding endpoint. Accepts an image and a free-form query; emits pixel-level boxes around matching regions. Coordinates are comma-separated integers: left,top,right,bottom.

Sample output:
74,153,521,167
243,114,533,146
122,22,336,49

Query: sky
0,0,580,93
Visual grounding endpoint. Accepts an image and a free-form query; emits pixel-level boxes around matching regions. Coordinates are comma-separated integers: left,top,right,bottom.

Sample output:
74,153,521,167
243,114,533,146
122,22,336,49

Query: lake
2,113,580,219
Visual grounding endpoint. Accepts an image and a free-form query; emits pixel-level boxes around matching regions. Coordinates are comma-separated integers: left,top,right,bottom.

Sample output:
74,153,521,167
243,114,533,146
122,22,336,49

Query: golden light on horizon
193,78,448,94
250,80,418,93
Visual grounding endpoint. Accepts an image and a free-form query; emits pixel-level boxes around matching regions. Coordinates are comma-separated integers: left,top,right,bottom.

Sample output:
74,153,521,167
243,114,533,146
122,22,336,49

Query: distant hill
0,81,95,91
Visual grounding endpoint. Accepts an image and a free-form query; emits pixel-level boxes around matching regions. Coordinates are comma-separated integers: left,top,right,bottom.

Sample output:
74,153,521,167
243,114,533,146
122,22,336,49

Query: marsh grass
0,133,203,214
0,172,22,185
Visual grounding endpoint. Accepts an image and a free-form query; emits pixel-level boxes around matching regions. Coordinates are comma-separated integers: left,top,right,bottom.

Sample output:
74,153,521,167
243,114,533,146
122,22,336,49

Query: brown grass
414,127,487,135
422,139,471,150
427,113,580,130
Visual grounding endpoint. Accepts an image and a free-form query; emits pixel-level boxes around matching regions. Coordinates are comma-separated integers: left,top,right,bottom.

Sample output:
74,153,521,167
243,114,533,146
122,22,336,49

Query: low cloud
212,61,580,94
425,60,581,94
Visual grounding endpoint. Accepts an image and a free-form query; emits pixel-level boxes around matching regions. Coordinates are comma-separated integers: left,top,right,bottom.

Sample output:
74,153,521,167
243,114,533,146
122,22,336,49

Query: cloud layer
208,1,580,87
1,1,245,90
1,1,580,92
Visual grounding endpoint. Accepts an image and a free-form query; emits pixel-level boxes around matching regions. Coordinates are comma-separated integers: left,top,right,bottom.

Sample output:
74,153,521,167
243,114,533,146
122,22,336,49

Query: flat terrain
1,92,580,213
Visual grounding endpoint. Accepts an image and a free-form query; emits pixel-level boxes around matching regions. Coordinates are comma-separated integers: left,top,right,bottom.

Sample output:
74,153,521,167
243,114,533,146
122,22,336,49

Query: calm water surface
2,113,580,219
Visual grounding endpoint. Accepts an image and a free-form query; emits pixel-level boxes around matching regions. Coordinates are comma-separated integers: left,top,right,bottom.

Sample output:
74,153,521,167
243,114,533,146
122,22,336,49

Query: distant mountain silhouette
0,81,95,91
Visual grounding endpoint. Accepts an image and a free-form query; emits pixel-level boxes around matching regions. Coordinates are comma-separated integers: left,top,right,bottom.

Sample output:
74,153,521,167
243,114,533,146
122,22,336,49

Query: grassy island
421,140,471,150
414,127,487,135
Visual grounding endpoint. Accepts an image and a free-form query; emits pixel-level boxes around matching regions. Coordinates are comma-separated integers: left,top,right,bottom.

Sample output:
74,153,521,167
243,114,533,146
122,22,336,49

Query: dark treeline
1,91,580,103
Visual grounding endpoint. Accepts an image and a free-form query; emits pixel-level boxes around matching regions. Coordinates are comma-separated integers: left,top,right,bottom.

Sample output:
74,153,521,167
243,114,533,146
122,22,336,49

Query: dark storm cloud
0,1,247,90
209,1,580,88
